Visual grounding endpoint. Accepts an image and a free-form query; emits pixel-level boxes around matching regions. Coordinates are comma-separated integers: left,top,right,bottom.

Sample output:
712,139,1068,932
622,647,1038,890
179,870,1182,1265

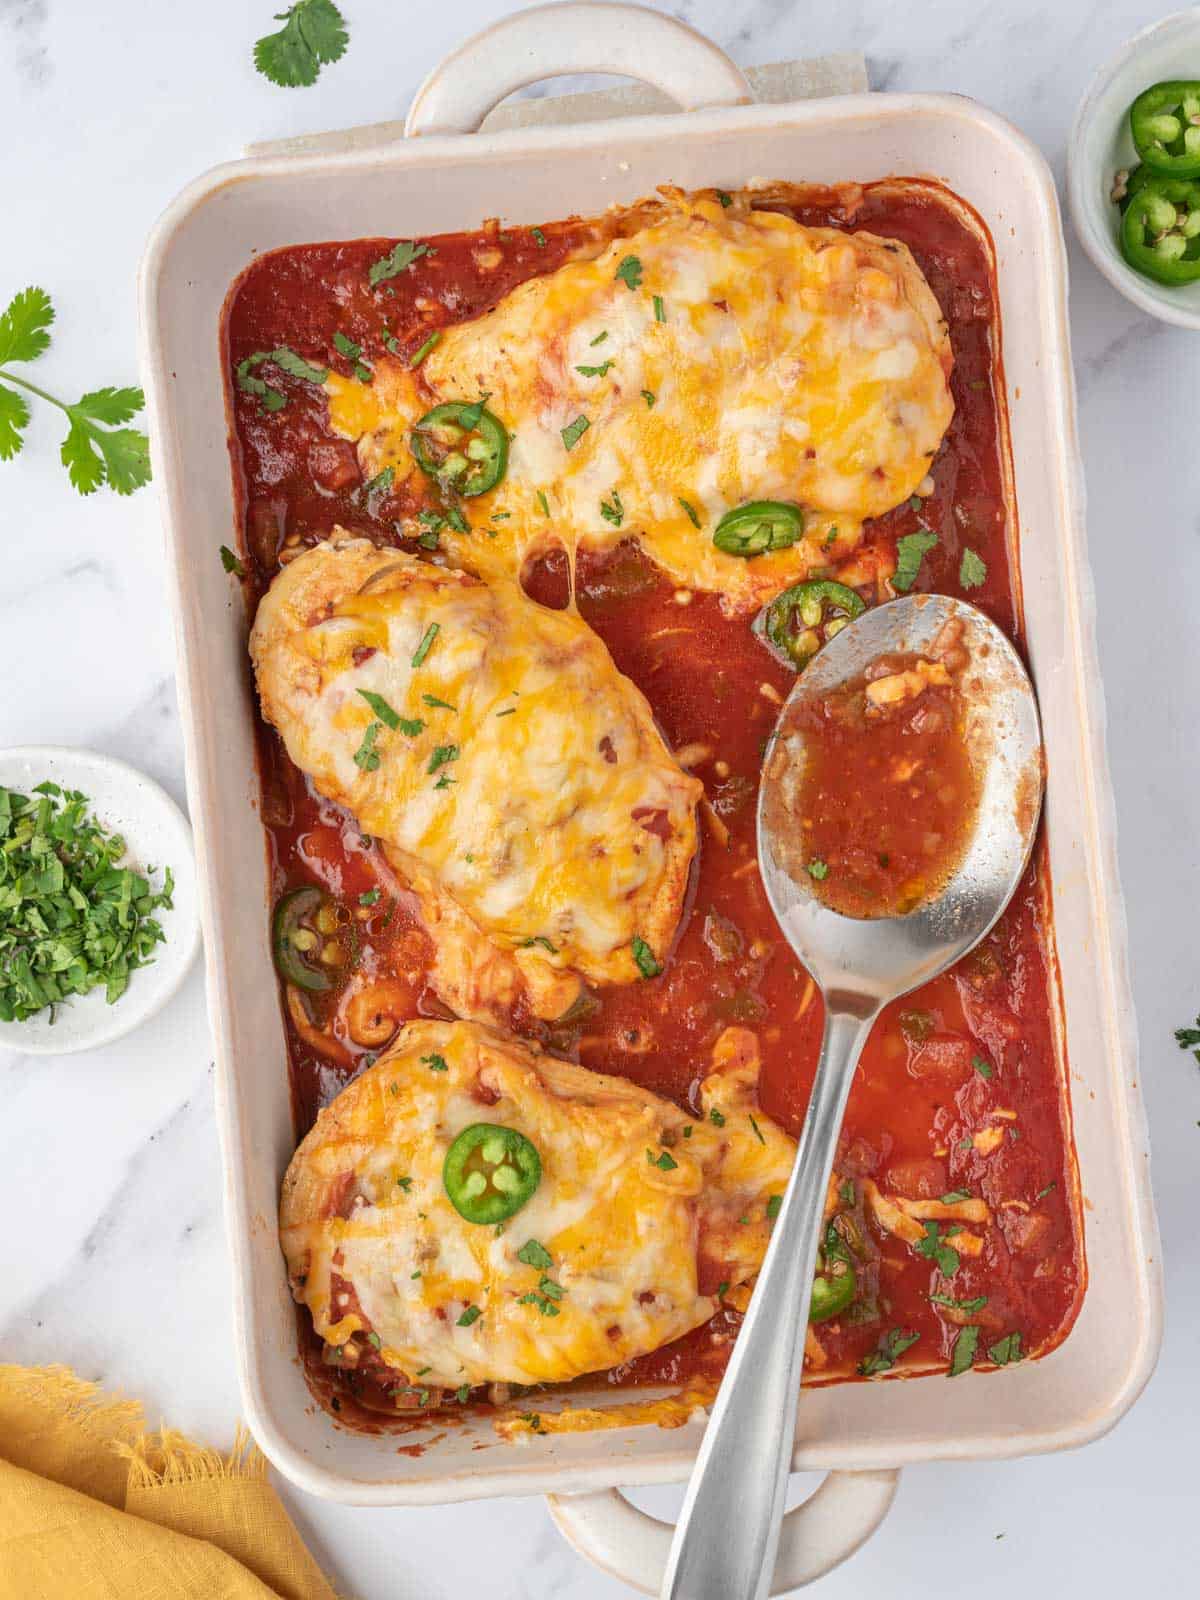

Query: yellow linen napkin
0,1366,338,1600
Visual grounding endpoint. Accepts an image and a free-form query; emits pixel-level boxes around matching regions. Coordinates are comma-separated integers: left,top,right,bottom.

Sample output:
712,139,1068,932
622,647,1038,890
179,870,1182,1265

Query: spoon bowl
662,594,1043,1600
759,592,1044,1010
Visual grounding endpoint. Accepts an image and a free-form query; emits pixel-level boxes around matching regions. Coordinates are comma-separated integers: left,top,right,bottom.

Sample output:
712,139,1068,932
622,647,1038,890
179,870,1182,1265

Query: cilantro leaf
0,384,30,461
219,545,246,576
1175,1014,1200,1064
632,936,661,979
948,1324,980,1377
959,547,987,589
892,530,938,592
615,255,643,290
561,415,589,451
915,1220,960,1277
369,240,430,287
987,1331,1024,1366
0,287,150,495
0,286,53,366
807,859,829,881
71,386,147,425
517,1239,553,1271
253,0,348,88
858,1328,919,1376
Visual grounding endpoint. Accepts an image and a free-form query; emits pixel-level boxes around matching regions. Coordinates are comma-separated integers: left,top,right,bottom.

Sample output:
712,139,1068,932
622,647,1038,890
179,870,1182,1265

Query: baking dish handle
405,1,752,137
546,1468,899,1594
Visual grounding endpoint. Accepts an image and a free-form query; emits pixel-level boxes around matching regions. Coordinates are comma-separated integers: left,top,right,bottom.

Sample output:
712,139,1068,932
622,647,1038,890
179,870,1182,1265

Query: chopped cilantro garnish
427,744,459,775
456,1384,471,1403
356,689,403,730
766,1194,783,1220
677,497,701,528
948,1324,980,1377
987,1331,1023,1366
561,415,590,451
807,859,829,881
641,389,656,408
409,330,440,367
411,622,440,667
353,722,382,772
531,227,547,248
615,255,643,290
589,331,609,346
709,1107,726,1128
369,240,430,288
892,530,938,592
748,1114,766,1146
647,1148,678,1171
1175,1013,1200,1063
422,694,456,712
653,294,666,322
600,489,624,527
971,1053,994,1079
536,489,550,516
219,545,246,576
333,330,361,361
717,190,732,207
422,1052,448,1072
457,1304,481,1326
915,1221,960,1277
1034,1181,1056,1201
576,360,613,378
518,935,557,953
858,1328,919,1376
0,783,174,1020
959,547,987,589
517,1238,553,1271
930,1291,987,1313
358,887,381,907
632,936,661,979
940,1189,972,1203
364,465,395,498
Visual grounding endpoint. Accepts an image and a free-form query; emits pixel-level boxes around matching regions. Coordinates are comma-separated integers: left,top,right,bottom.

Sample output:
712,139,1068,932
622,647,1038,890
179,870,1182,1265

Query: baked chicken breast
250,537,701,1019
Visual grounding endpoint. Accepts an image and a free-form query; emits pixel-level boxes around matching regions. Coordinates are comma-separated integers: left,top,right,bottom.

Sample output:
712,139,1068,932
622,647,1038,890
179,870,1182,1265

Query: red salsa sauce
787,634,982,919
223,181,1085,1424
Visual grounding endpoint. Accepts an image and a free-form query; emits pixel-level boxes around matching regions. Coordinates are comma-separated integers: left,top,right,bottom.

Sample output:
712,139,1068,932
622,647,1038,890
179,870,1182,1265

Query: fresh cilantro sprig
0,782,174,1021
254,0,348,88
0,287,151,496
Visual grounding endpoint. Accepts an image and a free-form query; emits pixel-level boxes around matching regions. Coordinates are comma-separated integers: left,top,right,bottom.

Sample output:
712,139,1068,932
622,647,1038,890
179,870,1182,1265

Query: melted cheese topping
250,537,700,1009
279,1021,794,1388
327,196,953,615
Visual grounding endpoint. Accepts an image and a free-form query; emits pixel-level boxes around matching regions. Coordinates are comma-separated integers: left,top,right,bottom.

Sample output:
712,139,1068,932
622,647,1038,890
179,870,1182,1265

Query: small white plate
1068,7,1200,330
0,746,201,1055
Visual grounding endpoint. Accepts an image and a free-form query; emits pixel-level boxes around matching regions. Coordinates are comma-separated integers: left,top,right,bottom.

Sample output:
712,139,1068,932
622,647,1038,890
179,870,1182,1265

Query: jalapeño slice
410,400,508,497
272,886,349,993
443,1123,542,1225
1130,81,1200,179
712,500,804,557
1120,175,1200,284
809,1221,857,1323
759,579,866,670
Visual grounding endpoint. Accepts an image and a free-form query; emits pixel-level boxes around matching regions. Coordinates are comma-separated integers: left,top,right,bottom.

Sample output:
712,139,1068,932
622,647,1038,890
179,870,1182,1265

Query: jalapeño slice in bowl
272,885,350,992
1130,80,1200,179
1120,176,1200,285
809,1221,858,1322
443,1122,542,1224
756,578,867,670
410,399,508,497
713,500,804,557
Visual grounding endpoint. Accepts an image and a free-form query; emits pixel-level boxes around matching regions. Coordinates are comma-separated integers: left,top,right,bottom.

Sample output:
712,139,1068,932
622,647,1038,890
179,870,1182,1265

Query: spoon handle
661,1005,874,1600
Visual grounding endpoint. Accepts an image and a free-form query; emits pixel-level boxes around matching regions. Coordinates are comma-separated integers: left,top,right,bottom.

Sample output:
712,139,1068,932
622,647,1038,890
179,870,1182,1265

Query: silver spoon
662,593,1043,1600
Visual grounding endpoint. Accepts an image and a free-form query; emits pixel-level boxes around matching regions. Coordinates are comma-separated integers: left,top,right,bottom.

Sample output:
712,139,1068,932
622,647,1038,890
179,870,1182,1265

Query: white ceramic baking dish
138,4,1163,1590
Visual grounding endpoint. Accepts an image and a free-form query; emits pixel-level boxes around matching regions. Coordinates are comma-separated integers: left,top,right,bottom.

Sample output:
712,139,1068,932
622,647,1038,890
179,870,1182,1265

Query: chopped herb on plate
0,783,174,1021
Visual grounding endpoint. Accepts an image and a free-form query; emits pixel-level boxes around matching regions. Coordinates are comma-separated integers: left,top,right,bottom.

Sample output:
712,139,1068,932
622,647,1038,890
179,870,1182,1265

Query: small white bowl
0,747,200,1055
1068,6,1200,330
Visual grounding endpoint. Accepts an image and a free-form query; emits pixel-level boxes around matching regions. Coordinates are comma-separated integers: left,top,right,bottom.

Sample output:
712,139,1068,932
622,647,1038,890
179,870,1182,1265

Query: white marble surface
2,0,1198,1594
